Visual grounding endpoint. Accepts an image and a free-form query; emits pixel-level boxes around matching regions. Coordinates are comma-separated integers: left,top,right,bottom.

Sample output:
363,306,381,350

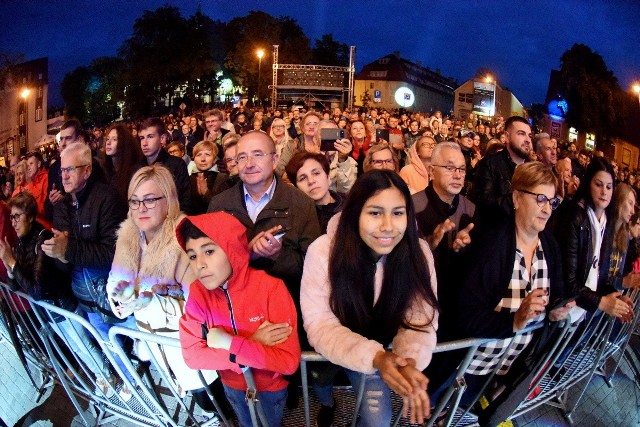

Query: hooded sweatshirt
399,143,429,194
178,212,301,392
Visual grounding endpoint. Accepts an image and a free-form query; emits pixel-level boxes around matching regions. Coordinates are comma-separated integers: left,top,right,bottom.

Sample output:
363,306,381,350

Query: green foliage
60,7,348,117
224,11,311,100
311,34,349,66
557,43,622,140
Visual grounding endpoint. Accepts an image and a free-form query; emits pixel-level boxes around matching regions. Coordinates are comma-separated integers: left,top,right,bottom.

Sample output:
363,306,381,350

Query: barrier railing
0,280,637,427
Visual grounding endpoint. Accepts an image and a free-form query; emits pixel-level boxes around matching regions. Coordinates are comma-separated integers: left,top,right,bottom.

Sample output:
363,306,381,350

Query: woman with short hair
189,140,231,214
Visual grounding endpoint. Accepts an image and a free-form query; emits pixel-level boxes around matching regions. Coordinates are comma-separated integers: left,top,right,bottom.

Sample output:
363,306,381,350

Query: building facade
453,78,525,121
354,53,456,113
0,58,48,163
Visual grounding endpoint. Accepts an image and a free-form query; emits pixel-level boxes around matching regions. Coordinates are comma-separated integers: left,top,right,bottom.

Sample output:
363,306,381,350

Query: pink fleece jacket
300,215,438,374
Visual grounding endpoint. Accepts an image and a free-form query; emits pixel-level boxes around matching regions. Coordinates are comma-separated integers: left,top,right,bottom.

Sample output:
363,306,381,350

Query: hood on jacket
176,212,250,290
407,143,429,181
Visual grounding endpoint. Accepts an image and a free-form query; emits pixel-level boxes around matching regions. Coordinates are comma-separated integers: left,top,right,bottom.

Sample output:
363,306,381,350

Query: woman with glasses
555,157,634,322
107,165,229,420
363,143,399,173
0,192,113,395
455,162,573,413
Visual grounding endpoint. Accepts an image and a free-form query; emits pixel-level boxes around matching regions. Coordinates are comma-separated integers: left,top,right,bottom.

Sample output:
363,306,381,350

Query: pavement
0,332,638,426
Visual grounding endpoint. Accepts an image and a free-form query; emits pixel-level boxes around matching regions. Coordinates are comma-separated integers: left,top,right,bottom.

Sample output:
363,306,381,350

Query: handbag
83,269,124,324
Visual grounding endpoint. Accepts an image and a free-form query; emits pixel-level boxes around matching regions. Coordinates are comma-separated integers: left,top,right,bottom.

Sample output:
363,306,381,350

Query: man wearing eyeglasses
413,141,477,398
207,130,321,341
42,142,127,334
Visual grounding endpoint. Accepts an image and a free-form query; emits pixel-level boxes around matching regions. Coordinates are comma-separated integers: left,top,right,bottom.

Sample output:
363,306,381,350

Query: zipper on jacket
221,284,238,336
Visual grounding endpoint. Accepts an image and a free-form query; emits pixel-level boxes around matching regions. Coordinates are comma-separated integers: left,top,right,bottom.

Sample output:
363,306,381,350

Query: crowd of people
1,102,638,426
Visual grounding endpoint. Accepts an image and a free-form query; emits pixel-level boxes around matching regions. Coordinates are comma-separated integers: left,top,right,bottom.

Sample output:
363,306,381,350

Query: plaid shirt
467,240,549,375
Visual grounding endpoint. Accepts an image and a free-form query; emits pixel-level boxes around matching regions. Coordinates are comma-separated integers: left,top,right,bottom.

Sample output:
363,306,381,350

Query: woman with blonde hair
11,161,28,196
363,143,400,173
189,140,231,214
107,165,229,420
269,117,292,157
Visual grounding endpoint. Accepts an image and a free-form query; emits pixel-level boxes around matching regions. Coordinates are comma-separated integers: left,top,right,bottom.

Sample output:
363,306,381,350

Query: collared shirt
244,177,277,223
467,240,549,376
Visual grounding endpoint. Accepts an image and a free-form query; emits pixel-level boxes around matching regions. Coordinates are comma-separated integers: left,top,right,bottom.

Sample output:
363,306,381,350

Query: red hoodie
178,212,301,392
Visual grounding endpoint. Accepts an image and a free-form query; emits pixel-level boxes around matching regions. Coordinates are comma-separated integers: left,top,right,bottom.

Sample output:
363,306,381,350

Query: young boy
177,212,301,426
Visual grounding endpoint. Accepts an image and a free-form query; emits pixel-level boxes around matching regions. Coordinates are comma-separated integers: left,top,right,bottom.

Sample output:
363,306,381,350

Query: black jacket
458,220,565,339
189,170,233,215
9,221,75,310
143,148,193,214
471,149,521,233
53,175,127,305
554,199,616,312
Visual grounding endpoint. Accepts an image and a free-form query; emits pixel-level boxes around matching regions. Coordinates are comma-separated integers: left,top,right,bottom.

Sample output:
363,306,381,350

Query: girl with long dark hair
301,169,439,426
104,123,144,205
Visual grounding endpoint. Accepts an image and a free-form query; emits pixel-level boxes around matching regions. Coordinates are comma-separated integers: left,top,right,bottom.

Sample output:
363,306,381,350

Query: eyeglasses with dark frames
517,189,561,210
128,196,165,210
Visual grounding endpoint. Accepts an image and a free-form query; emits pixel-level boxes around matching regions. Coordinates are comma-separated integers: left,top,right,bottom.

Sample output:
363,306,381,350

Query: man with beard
471,116,532,233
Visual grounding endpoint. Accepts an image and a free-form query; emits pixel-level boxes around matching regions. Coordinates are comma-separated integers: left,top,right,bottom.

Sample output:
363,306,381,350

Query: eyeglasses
224,157,238,166
9,212,24,222
432,165,466,175
517,189,561,210
59,164,89,176
128,196,165,210
371,159,395,166
236,152,275,165
272,125,285,129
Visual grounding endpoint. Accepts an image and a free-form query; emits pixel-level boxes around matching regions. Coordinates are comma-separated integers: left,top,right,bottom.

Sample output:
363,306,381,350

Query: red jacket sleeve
179,291,243,374
229,280,301,375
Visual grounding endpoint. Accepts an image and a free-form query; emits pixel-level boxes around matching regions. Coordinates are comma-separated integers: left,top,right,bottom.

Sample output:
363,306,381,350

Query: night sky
2,0,639,108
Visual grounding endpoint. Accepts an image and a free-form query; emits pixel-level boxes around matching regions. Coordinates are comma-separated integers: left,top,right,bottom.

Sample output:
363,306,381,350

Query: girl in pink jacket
301,170,439,426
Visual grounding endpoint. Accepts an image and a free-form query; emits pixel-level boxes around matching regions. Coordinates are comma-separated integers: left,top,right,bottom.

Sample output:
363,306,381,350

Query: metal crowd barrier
1,279,638,427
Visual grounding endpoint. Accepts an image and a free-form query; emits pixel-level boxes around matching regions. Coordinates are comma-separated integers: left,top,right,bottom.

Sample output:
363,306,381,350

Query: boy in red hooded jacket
177,212,301,426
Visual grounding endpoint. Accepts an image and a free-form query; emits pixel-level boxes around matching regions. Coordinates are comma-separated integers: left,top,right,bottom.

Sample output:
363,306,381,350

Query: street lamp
21,88,30,152
633,83,640,108
256,49,265,105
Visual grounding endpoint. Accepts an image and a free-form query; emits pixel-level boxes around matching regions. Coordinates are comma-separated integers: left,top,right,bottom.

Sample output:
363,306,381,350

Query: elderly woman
189,140,231,214
457,162,573,409
363,142,400,173
107,165,225,418
0,192,112,394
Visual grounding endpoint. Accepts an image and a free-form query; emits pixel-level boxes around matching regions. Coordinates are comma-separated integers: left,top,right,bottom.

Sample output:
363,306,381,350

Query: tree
311,34,349,66
118,6,191,116
0,53,25,90
61,66,91,121
224,11,311,102
557,43,622,141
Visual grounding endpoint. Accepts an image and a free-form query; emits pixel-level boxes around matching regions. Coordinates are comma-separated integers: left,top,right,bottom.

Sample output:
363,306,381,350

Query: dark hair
575,156,615,212
140,117,166,136
8,191,37,222
104,123,144,204
284,151,330,186
504,116,529,132
25,151,44,165
177,219,207,244
61,118,83,137
329,170,438,345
